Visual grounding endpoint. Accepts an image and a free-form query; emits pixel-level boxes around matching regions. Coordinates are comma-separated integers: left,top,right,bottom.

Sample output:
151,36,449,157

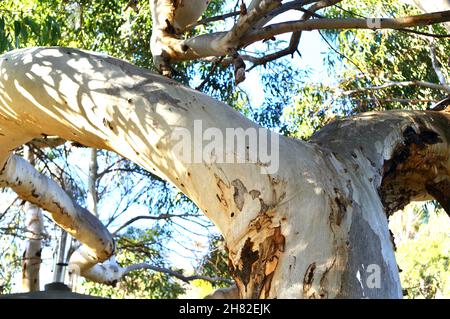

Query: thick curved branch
0,154,116,283
219,0,282,51
310,109,450,217
0,154,203,286
150,0,211,74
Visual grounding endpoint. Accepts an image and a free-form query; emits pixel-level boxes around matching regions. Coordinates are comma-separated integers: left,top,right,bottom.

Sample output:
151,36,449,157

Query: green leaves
23,16,40,35
393,207,450,299
13,20,21,47
317,0,450,112
41,15,60,45
0,12,61,52
0,17,9,52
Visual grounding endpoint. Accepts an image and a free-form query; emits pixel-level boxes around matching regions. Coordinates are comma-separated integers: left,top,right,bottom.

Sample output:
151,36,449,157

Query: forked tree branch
244,0,343,69
150,0,450,77
243,10,450,45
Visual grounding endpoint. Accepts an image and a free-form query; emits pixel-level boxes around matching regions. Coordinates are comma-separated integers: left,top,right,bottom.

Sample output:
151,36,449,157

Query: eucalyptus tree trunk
0,47,449,298
21,146,43,292
87,148,99,216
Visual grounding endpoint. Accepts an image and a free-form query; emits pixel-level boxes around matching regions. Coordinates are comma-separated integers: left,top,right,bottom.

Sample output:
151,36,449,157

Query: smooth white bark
0,154,115,283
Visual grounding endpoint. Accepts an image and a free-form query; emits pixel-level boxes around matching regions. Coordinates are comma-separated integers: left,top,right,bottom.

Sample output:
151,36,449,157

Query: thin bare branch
246,0,342,69
342,80,450,95
112,213,200,235
187,11,240,29
123,263,233,284
221,0,283,50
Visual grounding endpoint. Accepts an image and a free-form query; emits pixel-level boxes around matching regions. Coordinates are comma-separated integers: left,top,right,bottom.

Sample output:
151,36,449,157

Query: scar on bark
230,237,259,294
380,125,449,216
231,179,247,211
303,262,316,297
230,226,285,299
331,188,352,226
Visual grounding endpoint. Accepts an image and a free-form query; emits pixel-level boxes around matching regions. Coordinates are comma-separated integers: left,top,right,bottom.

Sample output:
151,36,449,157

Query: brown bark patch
249,190,261,199
302,262,316,297
214,174,230,209
331,188,352,226
383,126,442,177
231,226,285,299
231,179,248,211
230,238,259,294
425,179,450,217
380,125,448,215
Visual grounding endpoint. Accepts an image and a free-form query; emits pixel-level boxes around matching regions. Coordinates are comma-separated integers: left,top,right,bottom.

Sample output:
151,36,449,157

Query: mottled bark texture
1,47,449,297
22,202,44,292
